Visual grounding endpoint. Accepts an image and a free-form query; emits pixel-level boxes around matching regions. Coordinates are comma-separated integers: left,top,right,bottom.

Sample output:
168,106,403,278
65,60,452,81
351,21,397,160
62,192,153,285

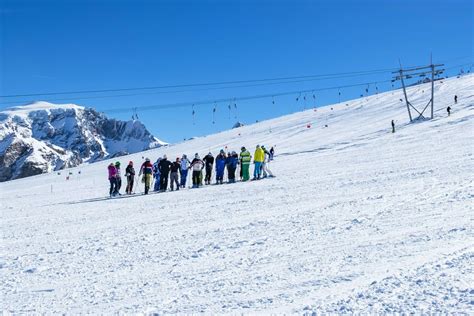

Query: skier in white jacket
189,153,204,188
261,146,274,178
180,154,191,188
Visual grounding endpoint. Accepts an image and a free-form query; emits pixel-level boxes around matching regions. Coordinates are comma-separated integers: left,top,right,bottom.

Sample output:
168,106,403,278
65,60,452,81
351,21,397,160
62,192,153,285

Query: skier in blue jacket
152,158,161,192
225,151,238,183
215,149,226,184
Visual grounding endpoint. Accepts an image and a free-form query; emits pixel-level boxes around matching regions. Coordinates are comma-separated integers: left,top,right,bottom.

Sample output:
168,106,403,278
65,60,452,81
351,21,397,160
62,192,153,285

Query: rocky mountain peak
0,102,165,181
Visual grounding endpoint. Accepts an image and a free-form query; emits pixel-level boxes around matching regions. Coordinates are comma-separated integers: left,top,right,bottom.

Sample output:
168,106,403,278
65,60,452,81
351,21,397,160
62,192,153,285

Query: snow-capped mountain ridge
0,102,165,181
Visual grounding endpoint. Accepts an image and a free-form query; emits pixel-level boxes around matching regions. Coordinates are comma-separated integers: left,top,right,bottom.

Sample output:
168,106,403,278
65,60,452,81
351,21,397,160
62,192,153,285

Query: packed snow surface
1,75,473,313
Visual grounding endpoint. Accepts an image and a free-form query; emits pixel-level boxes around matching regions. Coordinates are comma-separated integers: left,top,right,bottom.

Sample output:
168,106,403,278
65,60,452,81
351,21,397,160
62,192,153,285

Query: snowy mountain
0,102,165,182
1,75,472,313
232,121,245,128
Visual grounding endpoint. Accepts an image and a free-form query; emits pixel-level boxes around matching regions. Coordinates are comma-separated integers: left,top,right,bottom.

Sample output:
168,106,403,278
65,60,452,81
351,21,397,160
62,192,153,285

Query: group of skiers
447,95,458,116
107,161,136,196
107,145,275,196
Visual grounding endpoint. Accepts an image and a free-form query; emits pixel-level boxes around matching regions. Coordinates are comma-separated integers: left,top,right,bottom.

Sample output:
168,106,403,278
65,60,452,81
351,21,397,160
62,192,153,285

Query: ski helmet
241,146,246,151
145,157,150,162
115,161,121,166
129,161,133,165
163,154,167,159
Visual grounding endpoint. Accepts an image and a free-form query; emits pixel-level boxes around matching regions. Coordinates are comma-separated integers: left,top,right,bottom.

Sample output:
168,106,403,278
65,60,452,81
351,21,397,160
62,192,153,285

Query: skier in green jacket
239,146,252,181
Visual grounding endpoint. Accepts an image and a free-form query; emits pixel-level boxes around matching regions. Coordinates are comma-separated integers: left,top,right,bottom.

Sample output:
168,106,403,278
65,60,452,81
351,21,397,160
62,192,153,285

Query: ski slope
1,75,473,313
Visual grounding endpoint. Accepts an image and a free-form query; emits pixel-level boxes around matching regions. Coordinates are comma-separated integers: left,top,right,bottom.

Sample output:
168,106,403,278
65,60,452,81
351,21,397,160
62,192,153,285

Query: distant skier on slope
114,161,122,195
454,95,458,104
447,106,451,116
108,163,118,197
215,150,226,184
203,152,214,185
180,154,191,188
226,151,239,183
152,158,161,192
253,145,265,180
239,146,251,181
158,155,173,192
189,153,204,188
269,146,275,160
391,120,395,133
170,158,181,191
125,161,135,194
139,158,153,195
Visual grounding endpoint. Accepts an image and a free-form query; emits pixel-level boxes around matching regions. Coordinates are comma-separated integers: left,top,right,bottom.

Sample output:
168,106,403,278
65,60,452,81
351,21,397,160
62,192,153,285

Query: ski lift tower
392,62,444,122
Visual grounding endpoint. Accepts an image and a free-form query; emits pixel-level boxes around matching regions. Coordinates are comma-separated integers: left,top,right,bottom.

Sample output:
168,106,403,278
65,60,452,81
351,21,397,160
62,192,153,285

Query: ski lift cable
132,107,139,120
1,59,470,101
212,102,217,124
234,99,238,119
9,59,463,99
3,62,471,106
0,67,410,99
105,79,394,114
0,70,400,106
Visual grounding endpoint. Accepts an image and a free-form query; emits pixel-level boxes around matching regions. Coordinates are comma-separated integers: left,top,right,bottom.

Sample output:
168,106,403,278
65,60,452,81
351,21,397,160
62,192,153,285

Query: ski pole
136,174,143,194
134,175,141,194
138,175,143,194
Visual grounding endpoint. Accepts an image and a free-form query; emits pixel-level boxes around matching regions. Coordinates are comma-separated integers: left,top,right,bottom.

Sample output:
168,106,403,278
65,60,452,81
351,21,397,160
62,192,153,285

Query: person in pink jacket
108,163,118,197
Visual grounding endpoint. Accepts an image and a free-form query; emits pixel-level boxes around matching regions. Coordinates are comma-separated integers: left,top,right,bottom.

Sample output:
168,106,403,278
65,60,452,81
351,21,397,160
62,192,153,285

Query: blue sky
1,0,472,142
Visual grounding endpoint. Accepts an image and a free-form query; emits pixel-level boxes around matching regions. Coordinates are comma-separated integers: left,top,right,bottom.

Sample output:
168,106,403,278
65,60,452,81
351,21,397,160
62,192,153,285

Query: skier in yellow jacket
253,145,265,180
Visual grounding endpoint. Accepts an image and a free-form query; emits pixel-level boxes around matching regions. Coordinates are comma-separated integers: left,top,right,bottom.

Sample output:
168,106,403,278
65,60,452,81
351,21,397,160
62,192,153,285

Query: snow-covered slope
1,75,472,313
0,102,165,181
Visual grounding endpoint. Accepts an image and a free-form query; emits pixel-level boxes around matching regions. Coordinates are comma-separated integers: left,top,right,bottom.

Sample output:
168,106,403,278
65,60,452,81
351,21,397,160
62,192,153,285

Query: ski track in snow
1,75,473,313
